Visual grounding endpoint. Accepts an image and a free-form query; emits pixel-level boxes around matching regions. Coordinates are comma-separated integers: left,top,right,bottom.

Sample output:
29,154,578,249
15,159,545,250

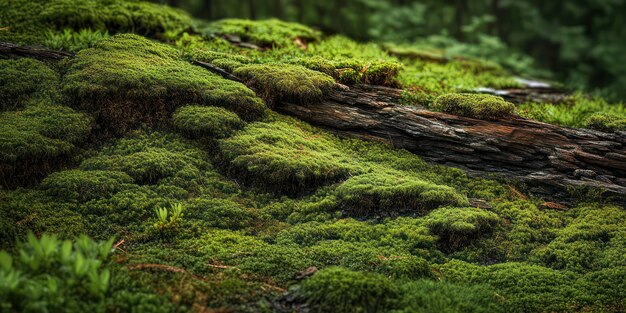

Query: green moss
62,34,265,132
233,63,336,104
424,207,500,251
0,104,91,163
393,280,503,313
294,267,399,313
0,0,192,45
204,18,321,48
584,112,626,132
518,93,626,129
41,169,134,202
432,93,516,120
172,105,244,139
218,120,354,193
0,59,60,111
186,197,255,230
335,171,469,217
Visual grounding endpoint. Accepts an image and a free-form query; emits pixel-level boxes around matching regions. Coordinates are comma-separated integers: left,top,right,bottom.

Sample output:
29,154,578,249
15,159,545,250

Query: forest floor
0,0,625,312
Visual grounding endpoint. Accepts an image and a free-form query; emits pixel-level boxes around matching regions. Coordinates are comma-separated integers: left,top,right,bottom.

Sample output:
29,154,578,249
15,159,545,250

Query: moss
41,169,134,202
584,112,626,132
204,18,321,48
172,105,244,139
294,267,399,313
393,280,503,313
186,197,255,230
0,59,60,111
335,171,469,217
62,34,265,132
0,104,91,163
218,120,354,193
518,93,626,129
0,0,192,45
432,93,516,120
233,63,336,104
424,207,500,251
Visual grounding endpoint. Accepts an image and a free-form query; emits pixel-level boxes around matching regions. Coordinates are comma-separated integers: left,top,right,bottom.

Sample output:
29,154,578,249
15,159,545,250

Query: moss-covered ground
1,1,625,312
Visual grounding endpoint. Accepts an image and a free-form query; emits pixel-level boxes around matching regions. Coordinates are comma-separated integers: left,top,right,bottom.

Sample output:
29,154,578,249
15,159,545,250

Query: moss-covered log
275,84,626,201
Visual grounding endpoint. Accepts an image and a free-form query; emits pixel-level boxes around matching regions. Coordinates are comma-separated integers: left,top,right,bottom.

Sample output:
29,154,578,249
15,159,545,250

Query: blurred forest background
152,0,626,101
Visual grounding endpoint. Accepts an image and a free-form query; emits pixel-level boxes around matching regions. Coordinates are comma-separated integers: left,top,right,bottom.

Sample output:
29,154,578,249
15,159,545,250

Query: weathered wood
192,60,244,83
276,84,626,201
0,42,74,60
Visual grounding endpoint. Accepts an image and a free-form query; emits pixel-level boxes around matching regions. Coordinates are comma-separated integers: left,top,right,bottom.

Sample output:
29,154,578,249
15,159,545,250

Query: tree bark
276,84,626,202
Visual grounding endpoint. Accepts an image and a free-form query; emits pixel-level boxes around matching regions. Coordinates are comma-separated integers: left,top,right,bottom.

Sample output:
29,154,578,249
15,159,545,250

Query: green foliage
0,233,114,312
424,207,500,251
432,93,516,120
584,113,626,132
153,203,184,232
203,18,321,48
62,34,265,131
336,171,468,217
44,28,110,52
172,105,244,138
294,266,398,313
218,120,354,193
0,104,91,163
0,0,192,44
0,59,60,111
41,170,134,202
233,63,335,104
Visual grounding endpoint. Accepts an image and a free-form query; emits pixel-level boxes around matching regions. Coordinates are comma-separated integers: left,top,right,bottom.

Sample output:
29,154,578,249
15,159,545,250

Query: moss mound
0,0,192,45
295,267,398,313
172,105,244,139
204,18,321,48
218,120,353,193
584,112,626,132
234,64,336,104
41,169,134,202
0,59,60,111
0,104,91,163
424,207,500,250
336,171,469,217
62,34,265,131
432,93,516,120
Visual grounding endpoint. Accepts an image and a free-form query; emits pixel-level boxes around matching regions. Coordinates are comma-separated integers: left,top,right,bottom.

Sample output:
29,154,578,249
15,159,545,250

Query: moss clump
584,112,626,132
395,280,503,313
218,120,353,193
336,171,469,217
204,18,321,48
432,93,516,120
0,104,91,163
79,132,210,185
233,64,335,104
41,170,134,202
62,34,265,132
294,267,398,313
172,105,244,139
0,0,192,45
424,207,500,250
0,59,60,111
44,28,110,52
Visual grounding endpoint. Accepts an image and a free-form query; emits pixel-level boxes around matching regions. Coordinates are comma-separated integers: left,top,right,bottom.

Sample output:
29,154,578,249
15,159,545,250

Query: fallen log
276,84,626,201
0,42,74,60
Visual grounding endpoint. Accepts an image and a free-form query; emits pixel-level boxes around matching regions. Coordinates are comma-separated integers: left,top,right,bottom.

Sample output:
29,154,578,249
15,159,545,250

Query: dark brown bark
276,85,626,202
0,42,74,60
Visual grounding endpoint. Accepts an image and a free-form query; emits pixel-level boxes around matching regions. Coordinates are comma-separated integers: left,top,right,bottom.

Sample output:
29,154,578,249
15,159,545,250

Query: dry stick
0,42,74,60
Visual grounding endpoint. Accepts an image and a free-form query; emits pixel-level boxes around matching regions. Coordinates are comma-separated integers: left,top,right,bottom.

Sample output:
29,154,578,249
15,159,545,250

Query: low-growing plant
153,203,184,231
584,112,626,132
202,18,321,48
0,59,60,111
0,233,115,311
44,28,110,52
424,207,500,251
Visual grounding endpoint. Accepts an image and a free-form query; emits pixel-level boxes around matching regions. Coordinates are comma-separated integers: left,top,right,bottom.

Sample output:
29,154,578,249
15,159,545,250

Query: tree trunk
276,84,626,202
